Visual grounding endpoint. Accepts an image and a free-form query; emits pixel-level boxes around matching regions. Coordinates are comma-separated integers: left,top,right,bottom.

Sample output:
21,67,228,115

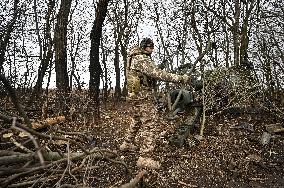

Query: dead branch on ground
118,170,147,188
0,148,119,187
0,113,89,154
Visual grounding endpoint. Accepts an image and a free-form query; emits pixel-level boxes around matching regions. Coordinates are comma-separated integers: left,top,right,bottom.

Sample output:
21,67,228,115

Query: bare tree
54,0,72,115
69,30,83,91
30,0,55,102
89,0,110,118
0,0,20,73
114,31,121,100
253,0,284,96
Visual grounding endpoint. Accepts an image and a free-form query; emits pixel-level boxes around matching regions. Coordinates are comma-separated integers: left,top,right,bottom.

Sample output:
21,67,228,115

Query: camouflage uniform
126,46,185,96
121,46,187,168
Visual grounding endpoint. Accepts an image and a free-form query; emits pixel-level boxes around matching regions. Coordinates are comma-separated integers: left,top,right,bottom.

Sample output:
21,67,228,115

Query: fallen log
31,116,65,130
0,153,35,166
0,150,23,157
0,149,116,166
0,113,89,154
0,149,118,187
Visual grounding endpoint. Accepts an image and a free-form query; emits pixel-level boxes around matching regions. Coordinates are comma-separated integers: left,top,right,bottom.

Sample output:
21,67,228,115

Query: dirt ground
86,99,284,188
1,97,283,188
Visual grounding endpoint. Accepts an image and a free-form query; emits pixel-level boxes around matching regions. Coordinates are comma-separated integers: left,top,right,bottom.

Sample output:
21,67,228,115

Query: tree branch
0,113,88,154
0,74,31,127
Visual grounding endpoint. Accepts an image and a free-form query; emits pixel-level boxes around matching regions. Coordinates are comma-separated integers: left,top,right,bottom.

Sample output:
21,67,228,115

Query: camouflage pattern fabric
126,46,184,96
125,100,161,155
121,46,187,163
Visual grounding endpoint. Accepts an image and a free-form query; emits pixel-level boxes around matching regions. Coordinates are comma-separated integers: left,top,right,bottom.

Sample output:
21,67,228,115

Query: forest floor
89,99,284,188
1,97,284,188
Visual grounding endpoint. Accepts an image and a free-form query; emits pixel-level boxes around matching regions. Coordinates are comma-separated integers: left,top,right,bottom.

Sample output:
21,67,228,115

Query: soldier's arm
132,55,184,83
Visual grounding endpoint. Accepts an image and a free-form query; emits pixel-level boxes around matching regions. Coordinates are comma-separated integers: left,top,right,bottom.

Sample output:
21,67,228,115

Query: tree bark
102,46,108,102
240,1,254,70
54,0,72,115
233,0,241,66
114,35,121,100
89,0,110,118
0,74,31,127
30,0,54,103
0,0,19,73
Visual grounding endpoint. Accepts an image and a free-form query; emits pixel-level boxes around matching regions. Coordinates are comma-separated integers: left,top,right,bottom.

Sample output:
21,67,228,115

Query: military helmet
140,38,154,49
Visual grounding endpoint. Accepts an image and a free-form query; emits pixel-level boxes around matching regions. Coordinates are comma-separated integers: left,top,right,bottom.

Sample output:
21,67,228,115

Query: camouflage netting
204,67,261,112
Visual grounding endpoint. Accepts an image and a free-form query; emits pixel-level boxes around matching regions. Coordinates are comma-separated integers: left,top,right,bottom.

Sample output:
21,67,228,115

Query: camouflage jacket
127,46,184,94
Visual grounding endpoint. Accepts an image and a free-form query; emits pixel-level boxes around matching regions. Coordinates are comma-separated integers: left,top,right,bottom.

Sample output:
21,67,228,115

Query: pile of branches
0,74,146,188
0,114,148,188
0,114,127,187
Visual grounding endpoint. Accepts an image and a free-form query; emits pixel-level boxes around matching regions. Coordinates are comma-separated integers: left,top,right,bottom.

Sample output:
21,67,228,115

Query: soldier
120,37,191,169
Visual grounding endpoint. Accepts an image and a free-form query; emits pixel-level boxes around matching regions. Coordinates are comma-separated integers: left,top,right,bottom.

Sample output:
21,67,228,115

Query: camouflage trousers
124,99,161,155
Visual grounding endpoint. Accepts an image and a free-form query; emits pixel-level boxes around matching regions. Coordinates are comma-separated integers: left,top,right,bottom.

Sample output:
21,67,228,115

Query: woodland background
1,0,283,114
0,0,283,187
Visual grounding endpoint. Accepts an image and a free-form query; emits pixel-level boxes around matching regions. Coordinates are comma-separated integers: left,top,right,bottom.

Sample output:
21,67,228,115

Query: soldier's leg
136,103,161,169
139,123,156,153
120,106,141,151
125,115,141,143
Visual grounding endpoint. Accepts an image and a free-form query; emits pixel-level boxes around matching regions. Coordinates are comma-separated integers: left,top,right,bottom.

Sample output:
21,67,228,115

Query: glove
181,74,191,83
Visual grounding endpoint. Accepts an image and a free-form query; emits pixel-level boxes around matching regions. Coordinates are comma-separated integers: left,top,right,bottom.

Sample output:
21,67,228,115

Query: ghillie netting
204,67,259,110
203,67,283,119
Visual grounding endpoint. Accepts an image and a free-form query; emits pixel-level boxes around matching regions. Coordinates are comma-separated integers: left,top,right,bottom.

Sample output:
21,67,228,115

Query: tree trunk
89,0,110,119
114,35,121,101
225,27,230,68
102,46,108,102
69,30,82,91
54,0,72,115
240,1,254,70
233,0,241,66
119,39,128,97
0,0,19,73
29,0,54,104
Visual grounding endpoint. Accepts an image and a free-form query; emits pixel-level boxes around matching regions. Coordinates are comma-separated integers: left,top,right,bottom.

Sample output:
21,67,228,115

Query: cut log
31,116,65,130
